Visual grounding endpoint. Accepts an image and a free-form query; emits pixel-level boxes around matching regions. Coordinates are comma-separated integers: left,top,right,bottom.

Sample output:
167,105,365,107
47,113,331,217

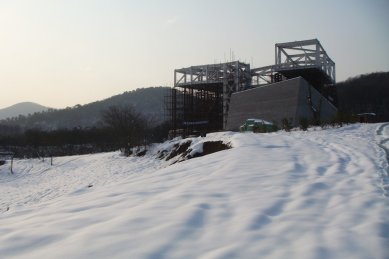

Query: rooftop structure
252,39,336,87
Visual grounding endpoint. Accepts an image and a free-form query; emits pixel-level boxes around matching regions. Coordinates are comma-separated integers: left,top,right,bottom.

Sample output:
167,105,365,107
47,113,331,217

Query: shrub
281,118,292,132
299,117,309,131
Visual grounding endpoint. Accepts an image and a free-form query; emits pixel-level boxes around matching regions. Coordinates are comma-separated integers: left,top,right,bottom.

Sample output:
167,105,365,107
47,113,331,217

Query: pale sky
1,0,388,109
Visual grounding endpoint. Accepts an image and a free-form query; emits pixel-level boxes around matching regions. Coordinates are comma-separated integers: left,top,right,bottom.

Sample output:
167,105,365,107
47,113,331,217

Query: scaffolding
167,61,251,137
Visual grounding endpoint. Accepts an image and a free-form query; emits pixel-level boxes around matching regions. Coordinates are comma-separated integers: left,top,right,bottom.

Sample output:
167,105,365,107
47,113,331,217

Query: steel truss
275,39,335,83
252,39,335,86
170,61,251,136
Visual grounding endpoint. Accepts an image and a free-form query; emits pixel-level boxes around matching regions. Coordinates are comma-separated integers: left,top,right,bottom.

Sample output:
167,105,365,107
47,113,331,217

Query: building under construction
166,39,337,137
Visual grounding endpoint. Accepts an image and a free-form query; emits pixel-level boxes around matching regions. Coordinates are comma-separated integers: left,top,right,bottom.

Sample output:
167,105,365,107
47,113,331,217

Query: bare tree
102,105,148,150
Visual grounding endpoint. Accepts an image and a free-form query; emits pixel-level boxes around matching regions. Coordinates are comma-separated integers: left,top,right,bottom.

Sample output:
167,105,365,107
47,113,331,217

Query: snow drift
0,123,388,258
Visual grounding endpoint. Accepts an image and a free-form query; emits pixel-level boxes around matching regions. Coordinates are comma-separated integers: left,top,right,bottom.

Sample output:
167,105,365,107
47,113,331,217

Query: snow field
0,123,388,258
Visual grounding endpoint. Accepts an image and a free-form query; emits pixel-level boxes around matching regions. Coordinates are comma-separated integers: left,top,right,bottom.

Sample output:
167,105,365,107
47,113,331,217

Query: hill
1,123,388,258
0,87,170,132
335,71,389,121
0,102,50,120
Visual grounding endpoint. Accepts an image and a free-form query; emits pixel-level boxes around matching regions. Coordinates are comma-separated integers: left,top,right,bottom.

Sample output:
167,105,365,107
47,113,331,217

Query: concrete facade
225,77,337,131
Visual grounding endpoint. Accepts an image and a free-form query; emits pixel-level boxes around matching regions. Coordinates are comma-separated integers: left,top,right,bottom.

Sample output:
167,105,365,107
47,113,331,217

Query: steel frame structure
251,65,285,85
170,61,251,135
166,85,223,137
167,39,336,136
275,39,335,83
252,39,335,86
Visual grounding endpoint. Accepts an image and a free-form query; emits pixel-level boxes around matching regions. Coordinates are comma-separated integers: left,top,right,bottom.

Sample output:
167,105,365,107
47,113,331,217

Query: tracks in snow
375,123,389,197
0,153,165,213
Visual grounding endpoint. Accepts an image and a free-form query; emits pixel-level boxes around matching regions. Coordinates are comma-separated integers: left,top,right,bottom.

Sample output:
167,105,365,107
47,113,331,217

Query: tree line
0,105,170,158
0,87,169,131
335,71,389,122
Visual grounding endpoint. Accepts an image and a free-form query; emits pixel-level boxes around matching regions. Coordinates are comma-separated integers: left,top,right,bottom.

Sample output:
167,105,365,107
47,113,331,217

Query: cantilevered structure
252,39,335,84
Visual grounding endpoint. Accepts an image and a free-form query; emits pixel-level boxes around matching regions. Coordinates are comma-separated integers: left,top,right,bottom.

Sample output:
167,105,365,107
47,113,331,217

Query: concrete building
226,77,337,130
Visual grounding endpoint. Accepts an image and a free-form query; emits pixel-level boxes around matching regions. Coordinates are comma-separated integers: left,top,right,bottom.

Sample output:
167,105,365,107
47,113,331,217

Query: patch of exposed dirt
162,140,231,163
135,149,147,157
129,139,231,165
189,141,231,159
157,150,168,159
164,140,192,161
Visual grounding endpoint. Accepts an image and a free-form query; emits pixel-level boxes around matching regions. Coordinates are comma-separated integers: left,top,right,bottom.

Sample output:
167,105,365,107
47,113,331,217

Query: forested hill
0,102,50,120
336,71,389,121
0,87,170,132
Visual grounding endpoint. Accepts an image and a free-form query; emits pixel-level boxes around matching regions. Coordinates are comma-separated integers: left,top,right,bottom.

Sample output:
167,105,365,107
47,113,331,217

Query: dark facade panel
226,78,301,130
295,79,338,124
226,77,337,131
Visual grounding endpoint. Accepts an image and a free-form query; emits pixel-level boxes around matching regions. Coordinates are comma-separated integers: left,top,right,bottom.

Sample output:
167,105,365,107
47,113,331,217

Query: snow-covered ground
1,123,388,259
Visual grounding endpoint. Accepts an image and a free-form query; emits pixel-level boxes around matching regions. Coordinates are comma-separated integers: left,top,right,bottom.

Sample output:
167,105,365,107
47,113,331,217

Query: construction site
166,39,337,137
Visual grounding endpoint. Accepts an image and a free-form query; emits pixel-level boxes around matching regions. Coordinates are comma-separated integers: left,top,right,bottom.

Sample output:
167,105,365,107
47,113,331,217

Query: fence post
10,156,13,174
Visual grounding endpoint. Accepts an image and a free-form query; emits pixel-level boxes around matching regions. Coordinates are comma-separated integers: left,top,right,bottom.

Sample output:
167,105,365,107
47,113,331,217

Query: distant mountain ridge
0,87,170,132
0,102,50,120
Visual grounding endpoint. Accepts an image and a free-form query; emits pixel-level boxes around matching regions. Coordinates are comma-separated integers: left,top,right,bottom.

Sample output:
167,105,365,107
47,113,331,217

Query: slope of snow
0,124,388,258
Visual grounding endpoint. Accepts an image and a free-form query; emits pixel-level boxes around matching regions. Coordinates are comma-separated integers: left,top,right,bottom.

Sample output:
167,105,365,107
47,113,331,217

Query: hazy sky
1,0,388,109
